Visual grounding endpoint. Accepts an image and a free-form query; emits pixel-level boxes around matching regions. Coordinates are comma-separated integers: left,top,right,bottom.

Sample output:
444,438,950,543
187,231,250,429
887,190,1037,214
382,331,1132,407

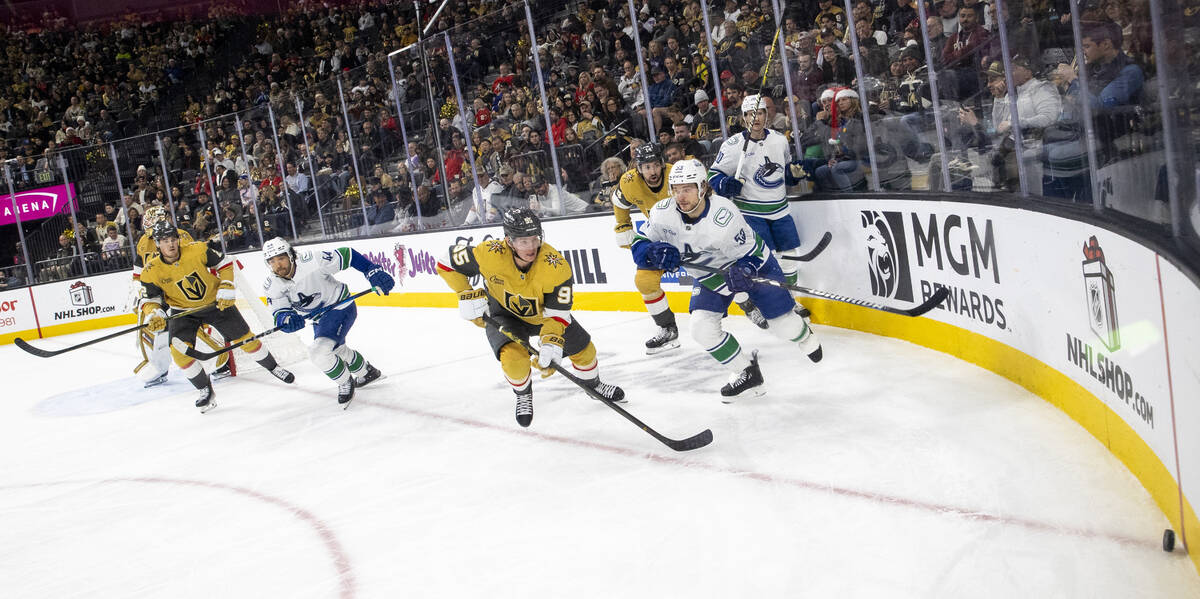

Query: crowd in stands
1,0,1190,285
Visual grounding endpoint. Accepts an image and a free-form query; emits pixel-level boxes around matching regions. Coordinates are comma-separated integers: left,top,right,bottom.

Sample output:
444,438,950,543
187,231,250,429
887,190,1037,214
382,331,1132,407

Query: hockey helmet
142,205,167,231
262,237,294,263
150,219,179,241
633,142,663,165
741,93,766,114
667,158,707,190
502,207,542,239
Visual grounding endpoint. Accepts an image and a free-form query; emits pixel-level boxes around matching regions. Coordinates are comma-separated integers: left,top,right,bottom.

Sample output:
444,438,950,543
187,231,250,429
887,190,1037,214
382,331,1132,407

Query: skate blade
721,386,766,404
198,402,217,414
645,341,681,355
356,374,386,388
143,376,169,389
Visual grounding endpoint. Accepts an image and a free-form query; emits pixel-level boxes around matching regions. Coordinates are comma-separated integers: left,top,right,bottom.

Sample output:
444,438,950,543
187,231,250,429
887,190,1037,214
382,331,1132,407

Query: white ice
1,307,1196,598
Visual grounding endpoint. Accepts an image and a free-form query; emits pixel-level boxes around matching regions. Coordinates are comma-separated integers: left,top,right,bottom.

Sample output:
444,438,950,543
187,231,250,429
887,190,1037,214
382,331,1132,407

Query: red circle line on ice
0,477,356,599
360,399,1162,552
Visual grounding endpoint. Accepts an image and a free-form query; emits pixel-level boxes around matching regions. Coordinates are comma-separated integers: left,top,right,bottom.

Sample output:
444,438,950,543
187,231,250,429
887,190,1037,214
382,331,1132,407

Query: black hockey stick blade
188,289,374,361
780,231,832,262
899,286,950,317
14,306,207,358
483,316,714,452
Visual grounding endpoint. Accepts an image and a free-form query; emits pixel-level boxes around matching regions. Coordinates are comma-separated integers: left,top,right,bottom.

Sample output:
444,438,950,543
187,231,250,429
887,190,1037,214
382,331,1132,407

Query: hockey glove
216,280,237,311
143,306,167,333
712,172,743,198
614,223,634,248
535,333,565,376
724,258,759,293
787,160,808,185
274,309,306,333
366,266,394,296
646,242,681,272
458,288,489,322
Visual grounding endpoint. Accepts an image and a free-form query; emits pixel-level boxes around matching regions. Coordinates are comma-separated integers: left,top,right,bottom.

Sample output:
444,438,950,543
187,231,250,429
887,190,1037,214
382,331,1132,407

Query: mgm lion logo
861,210,912,301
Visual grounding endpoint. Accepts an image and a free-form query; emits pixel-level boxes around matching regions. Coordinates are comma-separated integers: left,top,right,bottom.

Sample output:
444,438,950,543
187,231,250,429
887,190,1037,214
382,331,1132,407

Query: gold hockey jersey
612,162,674,232
132,228,195,278
437,239,574,337
140,241,232,310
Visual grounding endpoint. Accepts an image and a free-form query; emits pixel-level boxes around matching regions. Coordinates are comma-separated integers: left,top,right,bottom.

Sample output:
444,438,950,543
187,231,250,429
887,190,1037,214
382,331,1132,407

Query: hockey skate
269,366,296,384
585,379,626,403
795,322,823,363
196,384,217,413
143,371,169,388
356,363,383,387
793,303,811,319
514,389,534,428
211,362,233,381
720,350,765,402
738,300,769,330
645,324,680,355
337,377,356,408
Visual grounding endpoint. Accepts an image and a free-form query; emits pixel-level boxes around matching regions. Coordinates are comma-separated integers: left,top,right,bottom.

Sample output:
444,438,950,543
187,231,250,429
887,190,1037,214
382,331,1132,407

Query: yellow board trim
7,289,1195,573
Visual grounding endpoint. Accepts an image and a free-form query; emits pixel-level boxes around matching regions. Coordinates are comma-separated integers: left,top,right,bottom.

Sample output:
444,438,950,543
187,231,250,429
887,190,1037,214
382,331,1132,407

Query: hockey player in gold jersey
139,221,294,412
612,143,681,354
437,208,624,428
129,206,229,387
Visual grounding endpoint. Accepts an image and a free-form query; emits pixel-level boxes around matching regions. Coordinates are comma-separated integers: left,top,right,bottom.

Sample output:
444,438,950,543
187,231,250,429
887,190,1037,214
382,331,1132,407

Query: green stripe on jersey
336,247,351,269
733,199,789,216
707,333,742,364
347,350,365,372
324,357,347,380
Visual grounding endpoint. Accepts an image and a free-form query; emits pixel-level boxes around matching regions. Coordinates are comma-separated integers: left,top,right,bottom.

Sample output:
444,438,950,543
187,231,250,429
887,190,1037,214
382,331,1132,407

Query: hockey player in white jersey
631,159,822,400
262,238,393,406
708,94,811,303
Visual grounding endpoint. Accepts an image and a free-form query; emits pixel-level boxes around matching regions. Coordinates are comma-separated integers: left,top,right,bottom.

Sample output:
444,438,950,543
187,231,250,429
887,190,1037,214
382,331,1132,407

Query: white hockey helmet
262,237,293,263
741,93,766,115
142,206,166,232
667,158,707,191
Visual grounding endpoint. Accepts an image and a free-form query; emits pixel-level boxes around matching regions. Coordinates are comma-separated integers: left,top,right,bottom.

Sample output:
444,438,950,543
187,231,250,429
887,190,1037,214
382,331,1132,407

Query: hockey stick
779,231,833,262
185,289,374,361
681,261,950,317
14,306,209,358
483,315,714,452
733,27,781,184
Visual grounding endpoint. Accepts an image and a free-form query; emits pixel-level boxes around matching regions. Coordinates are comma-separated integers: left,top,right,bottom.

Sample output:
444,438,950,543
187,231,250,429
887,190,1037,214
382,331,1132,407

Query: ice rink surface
1,307,1196,598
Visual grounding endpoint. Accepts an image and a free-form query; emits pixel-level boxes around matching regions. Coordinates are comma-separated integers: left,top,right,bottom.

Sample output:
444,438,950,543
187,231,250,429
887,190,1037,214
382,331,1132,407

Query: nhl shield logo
1081,236,1119,352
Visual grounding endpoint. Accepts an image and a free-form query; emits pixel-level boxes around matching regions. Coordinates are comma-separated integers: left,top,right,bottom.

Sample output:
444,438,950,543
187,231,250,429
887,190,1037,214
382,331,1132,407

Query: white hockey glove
534,333,565,377
458,288,488,326
614,223,634,248
216,280,237,311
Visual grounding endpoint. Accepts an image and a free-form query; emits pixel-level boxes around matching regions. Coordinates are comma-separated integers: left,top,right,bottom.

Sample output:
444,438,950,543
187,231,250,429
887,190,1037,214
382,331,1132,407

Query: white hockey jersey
633,193,770,294
264,248,354,320
708,129,792,220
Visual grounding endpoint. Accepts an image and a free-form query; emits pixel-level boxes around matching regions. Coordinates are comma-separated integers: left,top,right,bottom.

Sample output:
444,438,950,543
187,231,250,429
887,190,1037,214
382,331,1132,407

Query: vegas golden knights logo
504,290,537,317
175,272,208,301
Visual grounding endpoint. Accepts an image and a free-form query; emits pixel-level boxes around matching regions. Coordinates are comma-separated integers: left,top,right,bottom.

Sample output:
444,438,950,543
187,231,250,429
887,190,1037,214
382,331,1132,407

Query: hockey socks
705,332,752,373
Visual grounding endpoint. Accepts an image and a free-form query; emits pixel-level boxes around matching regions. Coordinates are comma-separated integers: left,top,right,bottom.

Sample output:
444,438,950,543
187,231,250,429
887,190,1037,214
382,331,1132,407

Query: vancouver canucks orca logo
296,291,320,308
753,156,784,189
504,290,538,317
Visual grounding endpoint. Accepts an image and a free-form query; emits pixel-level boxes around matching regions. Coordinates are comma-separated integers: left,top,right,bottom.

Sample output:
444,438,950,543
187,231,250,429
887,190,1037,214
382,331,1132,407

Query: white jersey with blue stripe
264,248,352,319
708,128,792,219
634,193,770,293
